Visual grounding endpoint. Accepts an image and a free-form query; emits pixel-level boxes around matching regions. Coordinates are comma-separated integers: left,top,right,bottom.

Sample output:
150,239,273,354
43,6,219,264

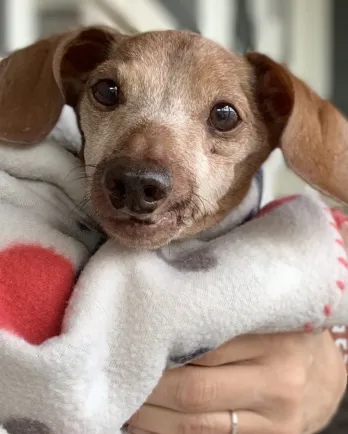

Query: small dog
0,27,348,434
0,26,347,250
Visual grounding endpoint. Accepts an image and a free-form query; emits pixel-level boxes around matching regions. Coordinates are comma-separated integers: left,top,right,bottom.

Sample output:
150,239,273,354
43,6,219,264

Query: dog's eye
209,103,240,131
92,79,118,107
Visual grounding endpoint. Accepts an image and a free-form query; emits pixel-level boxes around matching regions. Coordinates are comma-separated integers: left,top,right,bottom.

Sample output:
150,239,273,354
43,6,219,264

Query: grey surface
333,0,348,115
233,0,292,61
156,0,199,31
234,0,255,53
39,7,79,37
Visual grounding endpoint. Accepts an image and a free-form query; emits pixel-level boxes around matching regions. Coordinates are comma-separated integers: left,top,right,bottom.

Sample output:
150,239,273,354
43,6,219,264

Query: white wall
80,0,130,32
291,0,332,98
4,0,39,51
4,0,179,48
80,0,178,32
196,0,234,48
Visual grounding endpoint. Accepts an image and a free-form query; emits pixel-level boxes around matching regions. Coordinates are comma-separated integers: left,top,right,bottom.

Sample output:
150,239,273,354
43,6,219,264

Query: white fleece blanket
0,107,347,434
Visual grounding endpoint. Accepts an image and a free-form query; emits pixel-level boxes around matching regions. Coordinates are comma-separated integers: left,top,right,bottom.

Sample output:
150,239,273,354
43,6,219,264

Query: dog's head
0,27,347,248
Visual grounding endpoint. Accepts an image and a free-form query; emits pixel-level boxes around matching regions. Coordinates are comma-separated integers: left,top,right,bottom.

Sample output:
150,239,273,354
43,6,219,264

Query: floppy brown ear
0,26,124,146
247,52,348,204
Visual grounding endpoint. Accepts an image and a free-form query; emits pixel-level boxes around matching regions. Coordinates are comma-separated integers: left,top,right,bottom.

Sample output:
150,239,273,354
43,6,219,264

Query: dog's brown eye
209,103,240,131
92,79,118,107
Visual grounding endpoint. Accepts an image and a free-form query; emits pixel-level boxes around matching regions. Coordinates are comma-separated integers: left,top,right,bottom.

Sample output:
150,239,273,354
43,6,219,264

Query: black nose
102,158,172,214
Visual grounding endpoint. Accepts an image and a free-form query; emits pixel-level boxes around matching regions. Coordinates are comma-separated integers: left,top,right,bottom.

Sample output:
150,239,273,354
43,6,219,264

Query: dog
0,27,348,434
0,26,347,251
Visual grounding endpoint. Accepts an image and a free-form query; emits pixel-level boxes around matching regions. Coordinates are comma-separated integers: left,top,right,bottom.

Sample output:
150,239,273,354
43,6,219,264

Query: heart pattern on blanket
0,244,75,345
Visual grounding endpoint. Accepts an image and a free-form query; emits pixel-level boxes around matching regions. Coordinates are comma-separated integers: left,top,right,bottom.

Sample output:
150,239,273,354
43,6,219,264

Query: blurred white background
0,0,340,206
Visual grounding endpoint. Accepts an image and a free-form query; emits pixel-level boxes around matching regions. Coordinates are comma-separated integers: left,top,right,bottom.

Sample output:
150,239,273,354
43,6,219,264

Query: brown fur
0,26,347,248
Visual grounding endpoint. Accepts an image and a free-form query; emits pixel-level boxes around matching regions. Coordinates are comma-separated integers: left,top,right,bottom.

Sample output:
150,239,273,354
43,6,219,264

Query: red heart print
0,244,75,345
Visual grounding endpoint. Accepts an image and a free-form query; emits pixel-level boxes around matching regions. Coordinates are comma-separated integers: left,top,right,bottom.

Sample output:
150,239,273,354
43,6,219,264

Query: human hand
127,331,346,434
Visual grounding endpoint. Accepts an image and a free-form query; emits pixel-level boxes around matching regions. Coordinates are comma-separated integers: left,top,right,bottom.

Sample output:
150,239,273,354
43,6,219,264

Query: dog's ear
0,26,125,146
247,52,348,204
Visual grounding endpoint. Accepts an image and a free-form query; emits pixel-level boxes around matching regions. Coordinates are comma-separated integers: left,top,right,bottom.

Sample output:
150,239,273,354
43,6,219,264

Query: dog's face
0,27,347,248
79,32,271,247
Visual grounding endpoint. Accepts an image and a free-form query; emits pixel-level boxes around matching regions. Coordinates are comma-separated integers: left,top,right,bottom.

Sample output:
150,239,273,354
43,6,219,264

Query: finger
147,364,265,412
191,334,271,366
194,332,308,367
128,405,273,434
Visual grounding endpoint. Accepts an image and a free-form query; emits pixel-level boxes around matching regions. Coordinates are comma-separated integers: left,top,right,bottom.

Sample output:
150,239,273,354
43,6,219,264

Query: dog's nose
102,158,172,214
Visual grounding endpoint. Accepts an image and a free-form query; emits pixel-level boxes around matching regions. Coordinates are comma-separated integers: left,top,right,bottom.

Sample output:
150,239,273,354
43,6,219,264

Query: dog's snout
103,158,172,214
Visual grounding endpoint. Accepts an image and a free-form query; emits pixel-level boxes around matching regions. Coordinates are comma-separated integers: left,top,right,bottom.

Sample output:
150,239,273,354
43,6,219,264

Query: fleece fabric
0,107,347,434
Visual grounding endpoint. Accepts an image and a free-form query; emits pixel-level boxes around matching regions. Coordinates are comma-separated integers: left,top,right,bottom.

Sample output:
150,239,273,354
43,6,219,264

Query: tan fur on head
0,27,347,248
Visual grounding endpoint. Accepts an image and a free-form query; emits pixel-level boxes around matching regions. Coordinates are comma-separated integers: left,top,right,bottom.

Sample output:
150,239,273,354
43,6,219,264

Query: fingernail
127,426,150,434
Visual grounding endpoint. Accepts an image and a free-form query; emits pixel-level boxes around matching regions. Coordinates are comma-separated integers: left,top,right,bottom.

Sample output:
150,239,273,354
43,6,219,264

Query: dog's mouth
90,162,201,248
90,186,193,248
98,208,184,248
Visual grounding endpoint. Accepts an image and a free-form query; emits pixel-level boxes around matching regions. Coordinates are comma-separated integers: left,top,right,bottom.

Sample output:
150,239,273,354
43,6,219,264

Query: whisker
191,192,221,229
68,195,91,220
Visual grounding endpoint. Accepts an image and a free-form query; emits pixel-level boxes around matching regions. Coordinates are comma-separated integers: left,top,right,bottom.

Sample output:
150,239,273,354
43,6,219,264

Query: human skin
127,331,347,434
